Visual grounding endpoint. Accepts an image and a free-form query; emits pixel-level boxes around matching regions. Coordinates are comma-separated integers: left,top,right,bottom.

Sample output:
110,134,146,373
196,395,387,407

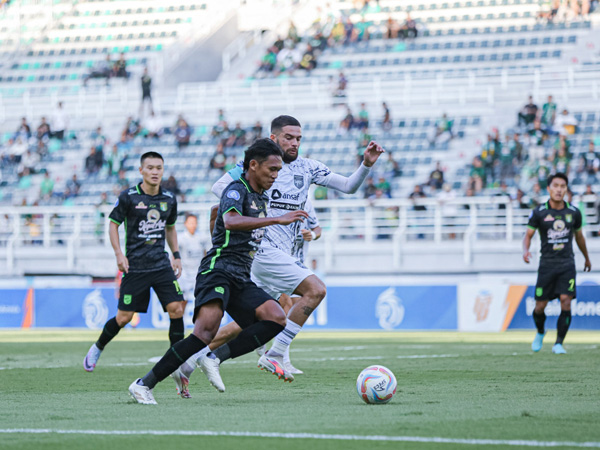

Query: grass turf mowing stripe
0,429,599,448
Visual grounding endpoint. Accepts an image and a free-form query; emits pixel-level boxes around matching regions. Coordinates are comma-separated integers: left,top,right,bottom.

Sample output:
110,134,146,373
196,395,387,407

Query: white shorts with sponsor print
250,244,313,299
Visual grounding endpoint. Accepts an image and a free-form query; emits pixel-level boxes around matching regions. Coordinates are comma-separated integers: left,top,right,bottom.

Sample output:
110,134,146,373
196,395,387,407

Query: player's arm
223,209,309,231
322,141,385,194
301,225,322,241
108,221,129,273
211,163,243,198
209,204,219,235
575,229,592,272
166,225,182,278
522,227,536,264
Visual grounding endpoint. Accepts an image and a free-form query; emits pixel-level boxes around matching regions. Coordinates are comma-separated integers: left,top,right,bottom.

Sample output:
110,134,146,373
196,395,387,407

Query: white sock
181,347,210,378
268,320,302,357
283,345,291,364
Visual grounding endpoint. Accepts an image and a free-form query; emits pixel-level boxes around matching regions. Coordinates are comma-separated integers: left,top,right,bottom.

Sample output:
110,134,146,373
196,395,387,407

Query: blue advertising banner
0,289,28,327
508,285,600,330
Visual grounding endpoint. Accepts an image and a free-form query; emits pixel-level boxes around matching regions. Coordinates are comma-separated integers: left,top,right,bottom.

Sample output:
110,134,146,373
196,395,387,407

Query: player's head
139,151,164,187
244,138,283,192
547,172,568,202
184,213,197,235
270,115,302,164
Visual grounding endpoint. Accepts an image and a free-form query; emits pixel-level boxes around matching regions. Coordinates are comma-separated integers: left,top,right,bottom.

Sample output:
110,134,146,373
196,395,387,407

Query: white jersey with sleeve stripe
223,157,332,255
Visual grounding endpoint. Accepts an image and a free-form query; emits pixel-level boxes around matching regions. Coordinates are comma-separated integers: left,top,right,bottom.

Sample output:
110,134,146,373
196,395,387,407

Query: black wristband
173,251,181,259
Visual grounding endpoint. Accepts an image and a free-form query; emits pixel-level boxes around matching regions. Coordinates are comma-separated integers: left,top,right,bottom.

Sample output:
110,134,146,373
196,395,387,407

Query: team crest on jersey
543,214,554,222
294,175,304,189
566,214,572,223
135,201,147,209
147,209,161,222
160,202,168,212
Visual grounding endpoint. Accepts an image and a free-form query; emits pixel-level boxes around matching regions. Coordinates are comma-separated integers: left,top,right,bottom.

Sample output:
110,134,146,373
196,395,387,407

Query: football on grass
356,365,397,404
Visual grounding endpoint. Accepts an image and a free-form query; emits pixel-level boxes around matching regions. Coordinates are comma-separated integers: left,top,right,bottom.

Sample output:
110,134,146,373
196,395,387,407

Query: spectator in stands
66,174,81,197
517,95,538,128
250,120,263,141
553,146,571,175
36,117,51,141
386,16,400,39
541,95,557,128
527,118,549,146
18,150,39,176
174,116,191,149
364,177,377,199
39,171,54,201
91,126,106,151
481,134,498,185
140,67,153,117
113,53,129,80
469,157,485,194
381,102,392,132
336,72,348,97
145,111,162,139
376,176,391,198
258,46,278,74
429,113,453,147
225,122,247,148
401,13,418,39
510,132,524,163
514,189,530,209
115,169,128,190
529,182,545,207
7,137,27,165
584,141,599,182
409,184,427,211
15,117,31,141
52,102,68,140
162,174,182,199
124,116,141,140
356,103,369,129
428,161,445,189
83,54,111,86
356,128,372,166
499,134,516,182
554,108,578,136
209,143,227,172
224,155,238,172
382,152,401,179
107,145,124,177
299,44,317,72
338,107,354,135
85,146,103,176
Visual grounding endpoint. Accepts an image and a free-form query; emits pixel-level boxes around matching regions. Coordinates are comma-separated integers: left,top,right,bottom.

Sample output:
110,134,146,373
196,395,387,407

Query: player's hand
277,210,309,225
584,259,592,272
301,229,314,241
523,251,532,264
362,141,385,167
116,252,129,273
172,258,183,279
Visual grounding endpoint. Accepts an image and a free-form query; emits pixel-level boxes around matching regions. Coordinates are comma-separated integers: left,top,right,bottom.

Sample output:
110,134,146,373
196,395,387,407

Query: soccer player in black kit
84,151,189,394
523,173,591,354
128,138,308,404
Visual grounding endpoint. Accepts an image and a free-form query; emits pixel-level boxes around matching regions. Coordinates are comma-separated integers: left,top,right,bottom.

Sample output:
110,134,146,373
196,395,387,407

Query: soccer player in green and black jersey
84,151,189,394
523,173,591,354
128,138,309,404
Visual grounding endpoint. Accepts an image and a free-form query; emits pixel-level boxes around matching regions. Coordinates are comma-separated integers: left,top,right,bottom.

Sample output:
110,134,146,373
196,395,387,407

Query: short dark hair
243,138,283,171
140,151,164,165
184,213,197,221
548,172,569,186
271,115,301,134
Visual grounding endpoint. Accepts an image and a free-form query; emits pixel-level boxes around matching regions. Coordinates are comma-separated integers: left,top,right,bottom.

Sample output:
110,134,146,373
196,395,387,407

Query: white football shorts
251,244,313,300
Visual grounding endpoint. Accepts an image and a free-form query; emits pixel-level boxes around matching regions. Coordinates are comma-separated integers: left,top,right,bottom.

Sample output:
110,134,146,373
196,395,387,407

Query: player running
185,115,383,388
84,152,189,394
523,172,591,354
128,138,308,404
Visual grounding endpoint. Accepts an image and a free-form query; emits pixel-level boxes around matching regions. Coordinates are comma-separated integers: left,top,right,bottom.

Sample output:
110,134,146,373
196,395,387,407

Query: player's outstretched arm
223,210,309,231
324,141,385,194
166,225,182,278
522,227,535,264
575,229,592,272
212,173,235,198
109,221,129,273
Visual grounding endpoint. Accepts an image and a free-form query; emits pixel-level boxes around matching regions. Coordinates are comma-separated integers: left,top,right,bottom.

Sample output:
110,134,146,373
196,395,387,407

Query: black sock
215,320,284,363
556,310,572,345
141,334,207,389
95,317,122,350
169,317,185,346
533,310,546,334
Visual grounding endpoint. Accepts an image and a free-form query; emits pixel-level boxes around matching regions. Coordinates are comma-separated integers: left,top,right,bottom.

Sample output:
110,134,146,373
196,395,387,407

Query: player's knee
269,308,287,328
115,312,133,327
167,301,185,318
192,327,216,345
308,282,327,304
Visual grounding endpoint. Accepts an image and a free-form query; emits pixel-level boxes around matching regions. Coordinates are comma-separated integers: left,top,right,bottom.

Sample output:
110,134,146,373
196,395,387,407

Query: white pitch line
0,429,598,448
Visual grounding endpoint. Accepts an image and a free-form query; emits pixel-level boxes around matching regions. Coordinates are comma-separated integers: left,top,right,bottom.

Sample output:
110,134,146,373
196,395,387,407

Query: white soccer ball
356,365,397,404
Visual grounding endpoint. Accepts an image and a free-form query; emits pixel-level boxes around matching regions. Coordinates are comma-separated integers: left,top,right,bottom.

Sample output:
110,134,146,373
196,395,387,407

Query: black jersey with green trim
527,201,582,263
108,183,177,272
199,175,268,281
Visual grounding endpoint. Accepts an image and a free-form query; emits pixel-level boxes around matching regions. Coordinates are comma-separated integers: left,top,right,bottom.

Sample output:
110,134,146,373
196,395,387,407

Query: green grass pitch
0,330,599,450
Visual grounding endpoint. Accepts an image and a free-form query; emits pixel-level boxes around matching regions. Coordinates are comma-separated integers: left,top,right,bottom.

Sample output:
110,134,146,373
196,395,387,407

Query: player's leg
553,294,573,354
278,293,303,374
84,273,148,371
531,266,553,352
129,300,223,404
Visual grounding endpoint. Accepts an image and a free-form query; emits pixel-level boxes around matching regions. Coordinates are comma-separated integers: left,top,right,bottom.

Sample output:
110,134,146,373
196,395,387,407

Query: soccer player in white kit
191,115,384,386
177,213,209,302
